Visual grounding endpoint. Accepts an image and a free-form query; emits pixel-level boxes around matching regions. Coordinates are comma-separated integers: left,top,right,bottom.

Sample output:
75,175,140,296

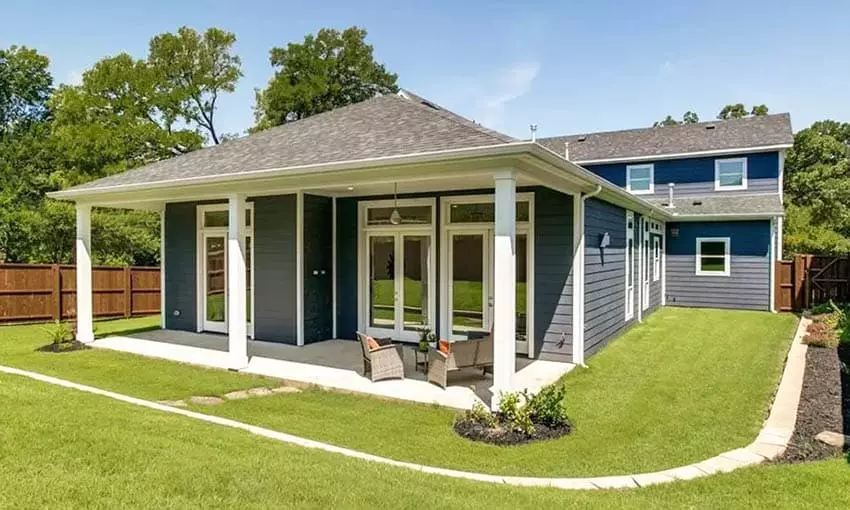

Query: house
49,91,792,407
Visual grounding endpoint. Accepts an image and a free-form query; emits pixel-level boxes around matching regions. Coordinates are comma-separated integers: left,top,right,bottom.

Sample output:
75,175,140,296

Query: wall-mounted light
599,232,611,249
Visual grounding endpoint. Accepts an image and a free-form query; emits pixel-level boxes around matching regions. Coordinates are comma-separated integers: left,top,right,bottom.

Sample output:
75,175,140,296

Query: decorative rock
189,395,225,405
247,387,273,397
815,430,849,447
223,390,251,400
158,400,187,408
271,386,301,394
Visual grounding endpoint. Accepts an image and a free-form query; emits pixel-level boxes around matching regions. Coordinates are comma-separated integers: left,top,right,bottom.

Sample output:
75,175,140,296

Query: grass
1,371,849,509
0,308,800,478
0,316,271,401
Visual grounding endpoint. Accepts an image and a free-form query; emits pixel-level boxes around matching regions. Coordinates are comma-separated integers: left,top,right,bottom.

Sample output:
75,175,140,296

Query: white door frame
641,218,650,312
625,211,635,321
357,198,437,342
196,203,254,337
439,193,534,355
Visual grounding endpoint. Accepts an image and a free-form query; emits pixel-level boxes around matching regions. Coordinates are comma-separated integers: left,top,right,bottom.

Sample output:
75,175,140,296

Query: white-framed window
714,158,747,190
626,164,654,195
625,211,635,320
653,237,661,281
696,237,730,276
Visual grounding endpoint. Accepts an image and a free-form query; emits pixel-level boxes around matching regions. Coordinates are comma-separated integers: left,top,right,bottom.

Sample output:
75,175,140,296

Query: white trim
626,163,654,195
573,144,793,166
714,157,748,191
641,219,650,313
332,197,337,339
75,203,94,343
776,216,784,260
652,235,661,282
625,211,635,321
695,237,731,277
778,150,785,204
160,208,166,329
296,192,304,346
661,222,667,306
769,218,777,313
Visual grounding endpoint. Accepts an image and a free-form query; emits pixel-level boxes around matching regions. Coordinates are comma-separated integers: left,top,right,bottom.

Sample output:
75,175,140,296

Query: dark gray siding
303,194,333,343
164,202,198,331
533,188,574,362
666,221,771,311
253,195,298,343
584,198,638,357
335,198,359,340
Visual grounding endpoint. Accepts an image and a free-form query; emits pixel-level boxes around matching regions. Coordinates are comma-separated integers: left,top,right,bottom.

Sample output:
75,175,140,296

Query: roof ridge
393,91,516,143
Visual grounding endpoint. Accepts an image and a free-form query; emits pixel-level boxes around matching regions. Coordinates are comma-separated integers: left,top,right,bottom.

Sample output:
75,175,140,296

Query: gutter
573,184,602,368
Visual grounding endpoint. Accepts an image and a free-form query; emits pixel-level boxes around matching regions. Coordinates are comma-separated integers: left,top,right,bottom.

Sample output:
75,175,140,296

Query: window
626,164,654,194
696,237,730,276
203,208,252,228
448,202,530,223
625,211,635,320
366,205,432,225
653,237,661,281
715,158,747,190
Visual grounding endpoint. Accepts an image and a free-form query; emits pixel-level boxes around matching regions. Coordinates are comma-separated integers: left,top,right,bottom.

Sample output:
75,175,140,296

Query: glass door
203,234,227,333
366,233,433,341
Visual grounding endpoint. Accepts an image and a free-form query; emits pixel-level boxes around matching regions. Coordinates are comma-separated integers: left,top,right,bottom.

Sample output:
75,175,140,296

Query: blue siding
534,188,574,362
666,221,771,310
164,202,198,332
584,198,639,357
335,198,359,340
584,152,780,198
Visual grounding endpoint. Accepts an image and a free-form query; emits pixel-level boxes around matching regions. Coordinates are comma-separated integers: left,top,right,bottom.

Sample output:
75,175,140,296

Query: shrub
461,401,496,428
525,385,571,428
46,320,74,348
498,391,535,436
804,322,839,348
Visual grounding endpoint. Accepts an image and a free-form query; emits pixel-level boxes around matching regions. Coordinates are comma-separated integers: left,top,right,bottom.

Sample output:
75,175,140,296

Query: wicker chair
356,332,405,382
427,334,494,388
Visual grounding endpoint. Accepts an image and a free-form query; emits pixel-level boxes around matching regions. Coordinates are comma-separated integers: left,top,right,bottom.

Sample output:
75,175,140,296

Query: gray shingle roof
538,114,793,163
66,92,515,192
647,194,784,217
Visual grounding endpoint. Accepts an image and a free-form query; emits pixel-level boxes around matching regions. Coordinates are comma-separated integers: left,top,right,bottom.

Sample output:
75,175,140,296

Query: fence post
52,264,61,321
124,266,132,318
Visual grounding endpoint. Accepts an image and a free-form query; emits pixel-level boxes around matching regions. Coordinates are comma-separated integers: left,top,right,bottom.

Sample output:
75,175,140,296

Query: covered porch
90,328,573,409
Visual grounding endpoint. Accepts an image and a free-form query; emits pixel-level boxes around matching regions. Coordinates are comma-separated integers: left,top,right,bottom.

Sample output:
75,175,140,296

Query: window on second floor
715,158,748,190
626,164,654,195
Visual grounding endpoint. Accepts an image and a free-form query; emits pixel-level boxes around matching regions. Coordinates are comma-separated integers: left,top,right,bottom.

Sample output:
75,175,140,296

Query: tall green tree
653,111,700,127
253,26,398,131
0,45,52,135
717,103,769,120
148,26,242,144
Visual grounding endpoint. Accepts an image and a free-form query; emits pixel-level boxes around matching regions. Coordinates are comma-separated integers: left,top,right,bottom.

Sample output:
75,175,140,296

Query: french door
201,232,253,335
365,232,433,342
446,229,530,354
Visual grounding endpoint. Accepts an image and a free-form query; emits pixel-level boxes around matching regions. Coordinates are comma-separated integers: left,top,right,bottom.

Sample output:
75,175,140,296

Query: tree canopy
252,26,398,131
0,45,52,136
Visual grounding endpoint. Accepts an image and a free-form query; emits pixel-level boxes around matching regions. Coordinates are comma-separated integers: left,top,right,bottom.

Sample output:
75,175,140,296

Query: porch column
491,170,517,410
227,194,249,368
75,203,94,343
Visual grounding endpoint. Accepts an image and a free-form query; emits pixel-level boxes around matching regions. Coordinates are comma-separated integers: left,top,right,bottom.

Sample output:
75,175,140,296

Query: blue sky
3,0,848,139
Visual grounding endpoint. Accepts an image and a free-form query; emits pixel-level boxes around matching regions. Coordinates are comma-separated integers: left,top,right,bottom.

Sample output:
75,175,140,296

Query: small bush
811,302,834,315
525,385,571,428
461,401,496,428
46,321,74,348
498,391,535,436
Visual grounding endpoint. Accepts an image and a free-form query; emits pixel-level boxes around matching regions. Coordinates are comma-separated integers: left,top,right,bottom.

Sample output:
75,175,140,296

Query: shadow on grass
94,324,161,339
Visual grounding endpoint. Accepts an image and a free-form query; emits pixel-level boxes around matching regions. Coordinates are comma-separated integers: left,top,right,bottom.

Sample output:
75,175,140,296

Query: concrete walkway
0,317,809,491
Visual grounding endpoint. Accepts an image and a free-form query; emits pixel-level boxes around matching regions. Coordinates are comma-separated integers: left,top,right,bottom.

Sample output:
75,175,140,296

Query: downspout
573,184,602,367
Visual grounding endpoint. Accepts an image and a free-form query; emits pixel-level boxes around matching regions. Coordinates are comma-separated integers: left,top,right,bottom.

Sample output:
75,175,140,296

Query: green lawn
0,308,801,478
1,371,849,509
0,316,271,401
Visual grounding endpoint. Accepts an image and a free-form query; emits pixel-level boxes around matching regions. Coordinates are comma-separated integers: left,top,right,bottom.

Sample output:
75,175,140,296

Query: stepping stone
247,387,273,397
158,400,187,408
223,390,251,400
189,395,225,405
815,431,849,447
271,386,301,394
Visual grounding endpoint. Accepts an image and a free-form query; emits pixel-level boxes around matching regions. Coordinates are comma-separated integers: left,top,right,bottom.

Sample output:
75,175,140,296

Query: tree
751,104,769,116
653,111,699,127
683,111,699,124
253,26,398,131
717,103,769,120
0,45,52,136
653,115,679,127
148,26,242,144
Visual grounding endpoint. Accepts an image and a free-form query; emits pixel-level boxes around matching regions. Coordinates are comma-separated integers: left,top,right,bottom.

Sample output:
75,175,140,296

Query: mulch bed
773,343,849,464
37,341,90,353
454,419,572,446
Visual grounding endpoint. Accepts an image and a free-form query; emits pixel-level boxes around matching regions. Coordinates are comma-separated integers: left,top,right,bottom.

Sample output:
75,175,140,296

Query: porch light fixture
390,182,402,225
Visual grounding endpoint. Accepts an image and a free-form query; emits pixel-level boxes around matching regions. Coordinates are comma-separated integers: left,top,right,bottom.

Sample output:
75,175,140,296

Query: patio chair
427,333,494,388
356,332,405,382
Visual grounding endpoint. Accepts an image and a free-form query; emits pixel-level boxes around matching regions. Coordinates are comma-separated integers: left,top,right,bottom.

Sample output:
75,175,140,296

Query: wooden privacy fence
775,255,850,311
0,264,160,324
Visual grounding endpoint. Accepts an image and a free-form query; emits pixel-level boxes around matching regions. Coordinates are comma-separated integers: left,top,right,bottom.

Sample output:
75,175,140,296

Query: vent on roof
705,124,716,130
419,100,439,110
692,200,703,206
577,136,587,142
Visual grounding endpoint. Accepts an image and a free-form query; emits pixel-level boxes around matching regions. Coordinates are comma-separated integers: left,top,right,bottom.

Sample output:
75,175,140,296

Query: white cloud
473,61,540,129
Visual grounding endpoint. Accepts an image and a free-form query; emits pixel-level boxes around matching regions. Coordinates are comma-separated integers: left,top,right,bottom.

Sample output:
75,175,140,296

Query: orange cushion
366,337,380,350
438,340,450,354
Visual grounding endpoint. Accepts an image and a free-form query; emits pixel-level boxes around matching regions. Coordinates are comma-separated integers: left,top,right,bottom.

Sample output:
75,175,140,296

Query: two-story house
50,92,794,403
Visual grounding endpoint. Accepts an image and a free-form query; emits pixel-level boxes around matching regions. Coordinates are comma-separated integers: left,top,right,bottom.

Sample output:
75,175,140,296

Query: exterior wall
666,220,771,311
302,194,333,343
533,188,574,362
253,195,298,344
584,152,780,199
164,202,198,331
583,198,639,357
335,198,359,340
648,232,664,311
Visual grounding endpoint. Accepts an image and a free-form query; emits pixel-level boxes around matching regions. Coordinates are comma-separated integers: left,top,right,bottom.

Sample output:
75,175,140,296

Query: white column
571,194,585,366
227,194,248,368
160,208,166,330
75,203,94,343
491,170,517,410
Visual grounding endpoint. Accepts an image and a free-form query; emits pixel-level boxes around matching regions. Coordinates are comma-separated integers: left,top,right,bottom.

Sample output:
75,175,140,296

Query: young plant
498,391,535,436
462,401,496,428
526,385,571,428
46,320,74,349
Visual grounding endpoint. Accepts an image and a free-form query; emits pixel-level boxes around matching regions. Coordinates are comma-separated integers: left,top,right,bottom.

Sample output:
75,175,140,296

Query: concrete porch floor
91,329,574,409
